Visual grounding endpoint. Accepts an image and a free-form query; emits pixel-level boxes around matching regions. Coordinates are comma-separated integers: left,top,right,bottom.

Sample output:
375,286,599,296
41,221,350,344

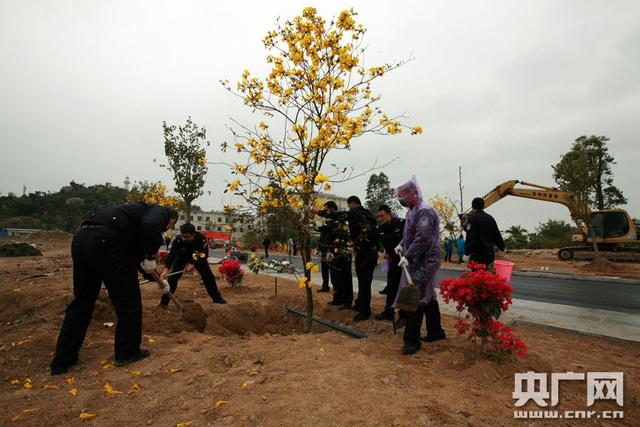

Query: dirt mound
582,257,623,273
0,242,42,257
181,301,207,332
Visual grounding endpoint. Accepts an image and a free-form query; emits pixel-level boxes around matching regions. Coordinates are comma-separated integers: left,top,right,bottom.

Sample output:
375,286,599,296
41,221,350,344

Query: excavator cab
589,210,631,239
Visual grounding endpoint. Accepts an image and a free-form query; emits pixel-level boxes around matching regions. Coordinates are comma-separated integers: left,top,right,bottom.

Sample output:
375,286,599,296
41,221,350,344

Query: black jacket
464,210,505,265
319,206,378,252
378,217,405,256
317,218,350,260
165,232,209,268
317,220,333,255
83,202,172,260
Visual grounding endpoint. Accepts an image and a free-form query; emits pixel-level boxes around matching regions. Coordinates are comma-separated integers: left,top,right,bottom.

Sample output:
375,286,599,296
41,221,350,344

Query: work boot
337,304,352,311
157,303,168,310
374,311,394,321
114,350,150,367
378,287,388,295
213,297,227,304
50,357,78,376
353,312,370,322
401,344,421,355
317,287,331,293
327,300,341,305
395,317,407,329
420,333,446,343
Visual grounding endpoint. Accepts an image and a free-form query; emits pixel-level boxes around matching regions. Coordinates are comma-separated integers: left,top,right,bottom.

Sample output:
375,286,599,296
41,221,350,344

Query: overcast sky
1,0,638,231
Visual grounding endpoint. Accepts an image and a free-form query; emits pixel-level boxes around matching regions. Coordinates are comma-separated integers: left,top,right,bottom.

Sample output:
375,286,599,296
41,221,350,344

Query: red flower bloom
219,258,244,287
439,267,526,358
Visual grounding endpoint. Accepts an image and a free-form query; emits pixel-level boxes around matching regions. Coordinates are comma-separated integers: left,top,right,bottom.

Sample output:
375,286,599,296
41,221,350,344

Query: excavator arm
460,180,591,234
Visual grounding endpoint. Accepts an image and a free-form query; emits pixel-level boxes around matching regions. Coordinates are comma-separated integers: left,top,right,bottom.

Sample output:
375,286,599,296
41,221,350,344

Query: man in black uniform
374,205,406,322
50,202,178,375
317,201,352,306
160,223,226,306
317,216,333,293
317,196,378,322
464,197,506,267
262,236,271,258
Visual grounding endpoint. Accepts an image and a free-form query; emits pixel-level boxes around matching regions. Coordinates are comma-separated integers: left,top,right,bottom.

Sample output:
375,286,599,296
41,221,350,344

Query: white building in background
175,210,266,240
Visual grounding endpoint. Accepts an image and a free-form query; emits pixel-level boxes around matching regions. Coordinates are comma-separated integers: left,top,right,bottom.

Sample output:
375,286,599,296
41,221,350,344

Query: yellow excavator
459,180,640,262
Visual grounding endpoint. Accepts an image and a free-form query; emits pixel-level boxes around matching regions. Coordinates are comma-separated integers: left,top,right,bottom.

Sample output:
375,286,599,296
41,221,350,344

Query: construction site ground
0,232,638,426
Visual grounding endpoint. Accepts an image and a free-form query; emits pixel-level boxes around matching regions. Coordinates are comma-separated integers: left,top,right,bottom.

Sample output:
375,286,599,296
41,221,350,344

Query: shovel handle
149,270,183,311
401,265,415,287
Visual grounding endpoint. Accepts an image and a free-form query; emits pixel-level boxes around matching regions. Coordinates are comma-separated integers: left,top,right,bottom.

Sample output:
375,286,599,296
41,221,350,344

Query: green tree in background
162,117,209,222
528,219,577,249
365,172,399,213
552,135,627,210
504,225,529,249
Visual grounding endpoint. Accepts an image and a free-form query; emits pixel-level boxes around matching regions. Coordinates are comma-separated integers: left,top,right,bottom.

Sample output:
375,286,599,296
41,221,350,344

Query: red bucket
494,260,514,282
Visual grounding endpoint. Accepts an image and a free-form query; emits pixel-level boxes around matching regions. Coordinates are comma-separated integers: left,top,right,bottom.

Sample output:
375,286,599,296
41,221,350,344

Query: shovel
139,269,186,285
395,265,420,312
148,269,207,332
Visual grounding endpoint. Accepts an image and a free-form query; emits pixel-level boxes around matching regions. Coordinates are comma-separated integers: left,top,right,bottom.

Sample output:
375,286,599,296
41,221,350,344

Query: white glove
161,279,171,294
398,256,409,268
394,245,403,256
462,255,470,263
141,259,157,273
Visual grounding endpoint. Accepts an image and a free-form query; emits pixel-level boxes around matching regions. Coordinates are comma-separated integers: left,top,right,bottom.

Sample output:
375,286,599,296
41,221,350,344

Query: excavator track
557,246,640,262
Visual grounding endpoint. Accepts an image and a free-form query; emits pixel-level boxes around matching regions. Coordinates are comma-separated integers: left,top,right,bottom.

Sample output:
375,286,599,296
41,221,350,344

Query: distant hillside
0,182,128,232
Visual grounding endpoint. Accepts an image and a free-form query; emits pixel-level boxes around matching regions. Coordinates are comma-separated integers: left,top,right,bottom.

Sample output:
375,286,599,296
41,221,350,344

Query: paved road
211,250,640,315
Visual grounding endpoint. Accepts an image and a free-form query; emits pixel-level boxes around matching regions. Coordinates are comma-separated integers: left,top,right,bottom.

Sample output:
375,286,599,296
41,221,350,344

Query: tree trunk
184,200,191,224
301,230,314,333
588,225,599,260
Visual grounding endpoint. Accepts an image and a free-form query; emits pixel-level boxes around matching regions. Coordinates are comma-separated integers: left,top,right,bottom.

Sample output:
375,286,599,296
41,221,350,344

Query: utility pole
458,166,464,212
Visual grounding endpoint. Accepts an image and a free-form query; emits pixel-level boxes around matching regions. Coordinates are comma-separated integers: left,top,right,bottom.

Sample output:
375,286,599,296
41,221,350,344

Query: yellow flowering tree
221,7,422,331
430,195,458,239
126,180,181,210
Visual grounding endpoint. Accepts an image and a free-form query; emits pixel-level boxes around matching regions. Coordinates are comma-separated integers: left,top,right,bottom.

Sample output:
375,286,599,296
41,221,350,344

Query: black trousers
160,258,222,305
329,255,353,305
264,246,269,258
354,249,377,313
320,256,331,289
384,261,402,313
51,228,142,369
403,298,446,347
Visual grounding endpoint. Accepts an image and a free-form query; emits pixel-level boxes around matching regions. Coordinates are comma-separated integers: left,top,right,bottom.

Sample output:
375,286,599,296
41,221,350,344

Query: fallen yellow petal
320,347,325,352
69,388,78,396
17,339,32,346
66,377,76,384
22,407,40,414
176,421,192,427
169,368,181,373
43,384,58,389
102,382,123,395
79,412,97,420
215,400,229,407
241,382,248,390
125,369,142,377
10,379,19,385
101,362,115,370
23,379,33,389
147,338,156,344
11,415,21,422
127,383,142,394
12,288,21,293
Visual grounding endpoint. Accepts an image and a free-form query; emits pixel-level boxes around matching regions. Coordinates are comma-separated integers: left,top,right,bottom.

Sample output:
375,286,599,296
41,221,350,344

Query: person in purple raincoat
394,176,446,355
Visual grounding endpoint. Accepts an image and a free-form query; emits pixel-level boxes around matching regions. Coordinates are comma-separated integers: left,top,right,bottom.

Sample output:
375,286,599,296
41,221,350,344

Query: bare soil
0,233,638,426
